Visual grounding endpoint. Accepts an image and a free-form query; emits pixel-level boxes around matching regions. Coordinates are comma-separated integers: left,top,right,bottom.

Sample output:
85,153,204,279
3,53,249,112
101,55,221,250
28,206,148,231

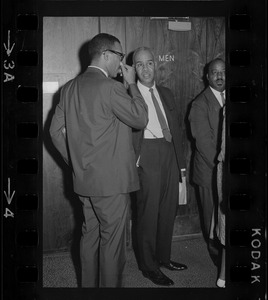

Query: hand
179,176,187,205
62,127,66,138
120,62,136,85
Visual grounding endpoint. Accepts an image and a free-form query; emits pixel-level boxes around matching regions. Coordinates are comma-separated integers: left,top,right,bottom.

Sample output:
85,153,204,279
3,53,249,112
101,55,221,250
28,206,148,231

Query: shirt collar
88,65,108,77
137,80,156,93
209,86,225,106
209,86,225,97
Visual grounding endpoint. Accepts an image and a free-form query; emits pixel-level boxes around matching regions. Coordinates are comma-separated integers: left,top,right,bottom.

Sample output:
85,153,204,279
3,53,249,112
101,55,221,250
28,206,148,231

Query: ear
103,51,109,62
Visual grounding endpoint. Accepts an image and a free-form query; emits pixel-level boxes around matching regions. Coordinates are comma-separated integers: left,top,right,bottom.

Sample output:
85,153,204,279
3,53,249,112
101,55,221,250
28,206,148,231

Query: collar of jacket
155,85,175,111
204,86,222,110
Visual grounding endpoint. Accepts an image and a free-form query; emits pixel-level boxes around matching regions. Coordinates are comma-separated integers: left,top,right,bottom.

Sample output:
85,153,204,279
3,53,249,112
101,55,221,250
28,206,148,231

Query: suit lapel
204,87,221,110
156,85,174,128
156,86,174,111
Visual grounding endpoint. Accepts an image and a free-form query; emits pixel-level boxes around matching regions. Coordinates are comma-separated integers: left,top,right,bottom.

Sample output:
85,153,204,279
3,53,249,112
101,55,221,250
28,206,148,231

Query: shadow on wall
43,88,83,286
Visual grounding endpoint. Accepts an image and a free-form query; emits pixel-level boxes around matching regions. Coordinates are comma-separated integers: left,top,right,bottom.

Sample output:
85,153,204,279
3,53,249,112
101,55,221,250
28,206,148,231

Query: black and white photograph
42,16,226,288
1,0,266,299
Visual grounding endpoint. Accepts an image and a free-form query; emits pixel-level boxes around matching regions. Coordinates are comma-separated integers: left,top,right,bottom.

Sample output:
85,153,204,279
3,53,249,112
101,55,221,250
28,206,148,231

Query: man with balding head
189,58,226,265
132,47,187,286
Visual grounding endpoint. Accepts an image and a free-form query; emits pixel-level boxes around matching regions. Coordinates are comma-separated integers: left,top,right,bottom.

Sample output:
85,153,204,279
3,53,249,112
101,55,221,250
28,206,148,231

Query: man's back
56,67,147,196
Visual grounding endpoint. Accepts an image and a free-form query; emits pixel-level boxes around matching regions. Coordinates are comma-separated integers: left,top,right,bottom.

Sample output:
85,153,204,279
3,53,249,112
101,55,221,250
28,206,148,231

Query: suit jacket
132,85,186,181
189,86,223,187
50,67,148,197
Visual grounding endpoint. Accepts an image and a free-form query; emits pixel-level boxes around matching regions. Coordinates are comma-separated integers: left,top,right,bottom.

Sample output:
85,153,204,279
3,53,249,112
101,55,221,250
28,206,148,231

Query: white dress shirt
137,81,170,139
209,86,225,107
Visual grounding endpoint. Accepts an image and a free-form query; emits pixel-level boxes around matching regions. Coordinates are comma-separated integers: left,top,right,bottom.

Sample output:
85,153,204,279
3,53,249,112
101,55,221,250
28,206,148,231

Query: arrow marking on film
4,178,15,205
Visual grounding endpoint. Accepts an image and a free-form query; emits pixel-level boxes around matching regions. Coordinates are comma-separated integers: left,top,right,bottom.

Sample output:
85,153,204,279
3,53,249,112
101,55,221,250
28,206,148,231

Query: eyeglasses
104,49,125,61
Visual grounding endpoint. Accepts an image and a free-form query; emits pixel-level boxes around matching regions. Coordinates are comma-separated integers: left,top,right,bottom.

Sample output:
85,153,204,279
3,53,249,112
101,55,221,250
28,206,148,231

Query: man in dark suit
49,33,148,287
132,47,187,286
189,58,226,264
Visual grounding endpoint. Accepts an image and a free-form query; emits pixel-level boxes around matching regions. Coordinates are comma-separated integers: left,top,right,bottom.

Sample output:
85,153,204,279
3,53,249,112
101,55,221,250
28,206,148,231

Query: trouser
79,193,129,287
198,185,218,241
136,138,180,272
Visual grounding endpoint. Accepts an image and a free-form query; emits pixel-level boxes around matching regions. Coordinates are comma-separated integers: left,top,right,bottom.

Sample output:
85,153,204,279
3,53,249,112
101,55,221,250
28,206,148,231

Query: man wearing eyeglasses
132,47,187,286
50,33,148,287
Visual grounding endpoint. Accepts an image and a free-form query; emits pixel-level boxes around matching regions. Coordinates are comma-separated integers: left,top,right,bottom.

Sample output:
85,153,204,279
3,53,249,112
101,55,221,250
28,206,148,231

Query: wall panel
43,17,99,251
100,17,126,51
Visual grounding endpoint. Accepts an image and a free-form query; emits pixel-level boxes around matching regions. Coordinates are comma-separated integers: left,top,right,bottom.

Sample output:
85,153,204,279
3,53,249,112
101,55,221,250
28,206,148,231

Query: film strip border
2,1,40,299
227,2,266,299
1,1,266,299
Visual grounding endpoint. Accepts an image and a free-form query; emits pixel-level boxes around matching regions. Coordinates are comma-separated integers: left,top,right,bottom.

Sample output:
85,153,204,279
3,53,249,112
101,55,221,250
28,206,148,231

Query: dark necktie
149,88,172,142
220,92,225,107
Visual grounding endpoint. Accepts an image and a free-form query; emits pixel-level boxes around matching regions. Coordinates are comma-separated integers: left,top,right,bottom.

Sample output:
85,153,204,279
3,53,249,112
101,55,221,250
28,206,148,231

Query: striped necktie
149,88,172,142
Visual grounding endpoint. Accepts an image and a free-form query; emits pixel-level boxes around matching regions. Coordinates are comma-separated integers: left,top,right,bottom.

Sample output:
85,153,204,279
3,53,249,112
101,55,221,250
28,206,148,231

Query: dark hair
208,58,225,73
88,33,120,62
